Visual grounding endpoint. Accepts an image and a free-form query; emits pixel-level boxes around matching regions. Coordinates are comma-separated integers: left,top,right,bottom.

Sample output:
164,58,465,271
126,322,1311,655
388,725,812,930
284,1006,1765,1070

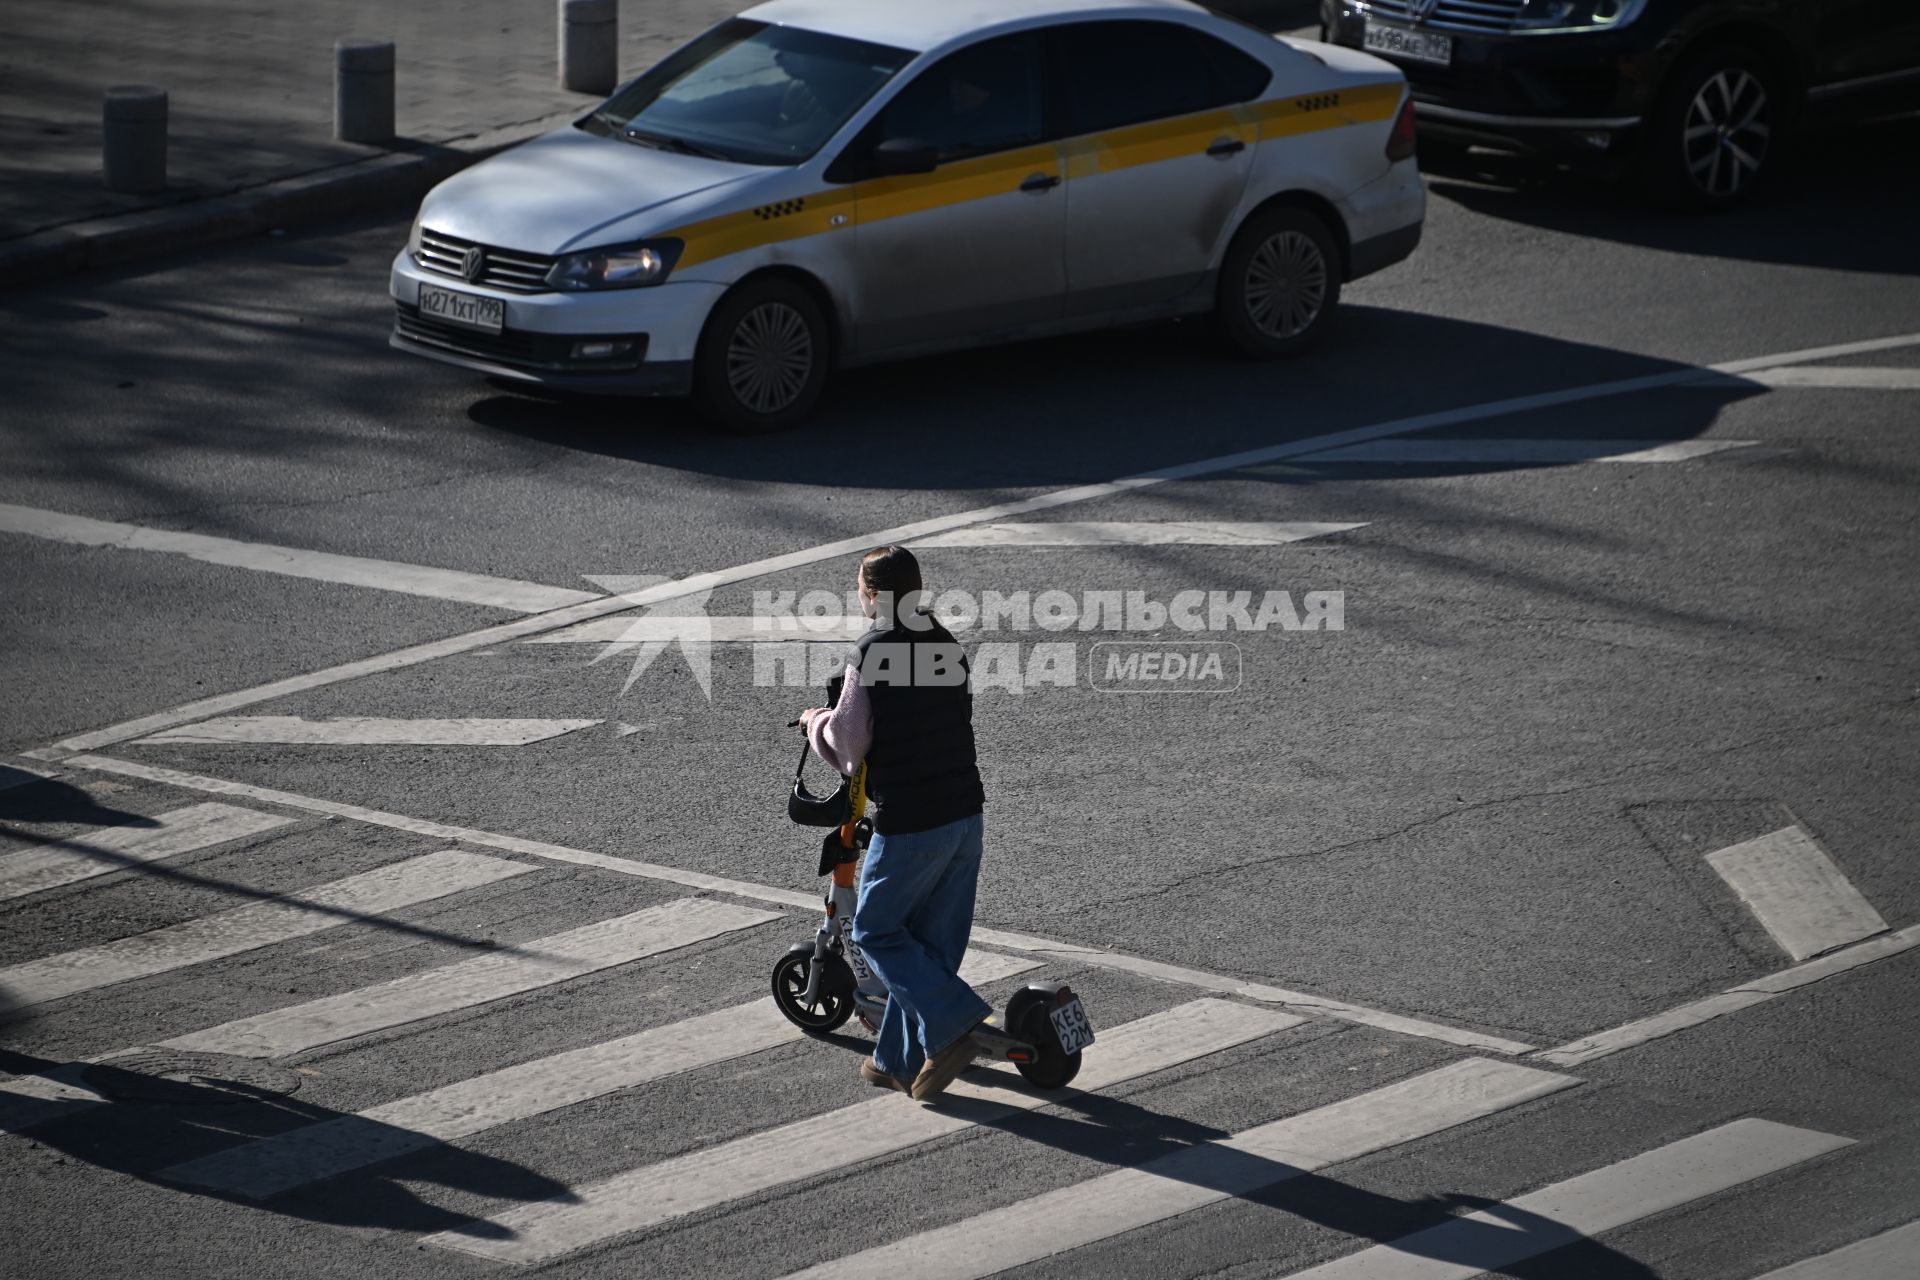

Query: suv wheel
1644,46,1783,210
1214,205,1342,359
693,277,830,431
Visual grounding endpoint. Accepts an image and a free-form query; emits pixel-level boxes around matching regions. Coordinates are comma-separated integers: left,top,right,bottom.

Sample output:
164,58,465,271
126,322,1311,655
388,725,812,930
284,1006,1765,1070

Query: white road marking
0,850,531,1006
159,897,780,1059
1753,1218,1920,1278
424,999,1302,1265
0,802,294,901
0,502,602,613
1283,1119,1854,1279
0,897,783,1133
137,716,602,746
1705,826,1889,962
1742,365,1920,390
524,617,875,644
32,329,1920,763
910,522,1368,547
1292,439,1757,465
1536,923,1920,1068
157,949,1039,1199
784,1058,1578,1280
58,753,1528,1055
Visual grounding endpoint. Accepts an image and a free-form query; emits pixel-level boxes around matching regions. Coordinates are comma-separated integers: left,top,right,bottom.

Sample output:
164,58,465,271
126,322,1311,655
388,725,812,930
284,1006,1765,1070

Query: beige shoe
859,1057,910,1094
909,1025,982,1102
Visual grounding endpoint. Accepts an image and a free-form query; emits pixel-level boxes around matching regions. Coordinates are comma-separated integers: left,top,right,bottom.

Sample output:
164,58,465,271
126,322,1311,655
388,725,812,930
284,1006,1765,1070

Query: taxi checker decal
669,82,1403,271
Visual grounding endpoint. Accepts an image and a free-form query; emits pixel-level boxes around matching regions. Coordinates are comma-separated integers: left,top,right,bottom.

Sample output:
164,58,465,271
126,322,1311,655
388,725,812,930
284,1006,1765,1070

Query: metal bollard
103,86,168,193
334,39,395,143
559,0,618,96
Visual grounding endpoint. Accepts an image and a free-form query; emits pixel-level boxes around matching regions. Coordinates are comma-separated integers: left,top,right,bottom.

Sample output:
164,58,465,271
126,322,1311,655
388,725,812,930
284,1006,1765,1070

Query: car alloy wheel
1682,68,1771,200
725,301,815,415
1245,230,1329,341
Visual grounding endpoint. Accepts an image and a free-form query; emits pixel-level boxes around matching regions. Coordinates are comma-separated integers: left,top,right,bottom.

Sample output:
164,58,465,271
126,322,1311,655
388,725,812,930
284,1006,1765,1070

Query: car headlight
406,210,424,261
1513,0,1647,32
545,240,683,291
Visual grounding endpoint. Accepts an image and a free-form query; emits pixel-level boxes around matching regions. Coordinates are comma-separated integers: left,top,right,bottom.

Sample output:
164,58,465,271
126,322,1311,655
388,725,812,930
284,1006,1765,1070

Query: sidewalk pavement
0,0,735,287
0,0,1319,289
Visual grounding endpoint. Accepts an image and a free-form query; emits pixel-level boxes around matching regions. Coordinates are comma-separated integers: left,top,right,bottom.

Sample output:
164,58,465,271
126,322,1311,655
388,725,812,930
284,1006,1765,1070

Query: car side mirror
869,138,939,177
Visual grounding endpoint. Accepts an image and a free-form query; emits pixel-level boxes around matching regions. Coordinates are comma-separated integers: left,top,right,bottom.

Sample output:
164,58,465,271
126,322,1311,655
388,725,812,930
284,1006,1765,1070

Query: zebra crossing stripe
1753,1218,1920,1279
1705,826,1888,962
157,949,1040,1199
0,802,295,902
1281,1119,1853,1278
156,897,781,1059
782,1057,1579,1280
0,897,784,1134
0,849,532,1006
423,998,1304,1265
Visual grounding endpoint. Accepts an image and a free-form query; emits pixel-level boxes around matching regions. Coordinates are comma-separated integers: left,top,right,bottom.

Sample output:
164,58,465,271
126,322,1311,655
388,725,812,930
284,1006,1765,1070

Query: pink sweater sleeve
807,663,873,776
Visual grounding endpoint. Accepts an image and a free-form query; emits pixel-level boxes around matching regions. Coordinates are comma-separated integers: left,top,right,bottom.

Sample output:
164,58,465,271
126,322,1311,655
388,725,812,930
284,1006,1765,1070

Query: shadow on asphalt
0,770,152,827
0,1044,577,1235
464,304,1768,490
1421,114,1920,277
925,1070,1661,1278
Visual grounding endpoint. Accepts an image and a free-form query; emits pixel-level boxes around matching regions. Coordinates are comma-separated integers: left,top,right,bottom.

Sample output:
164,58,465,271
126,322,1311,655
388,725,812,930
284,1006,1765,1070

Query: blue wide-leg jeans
852,811,992,1081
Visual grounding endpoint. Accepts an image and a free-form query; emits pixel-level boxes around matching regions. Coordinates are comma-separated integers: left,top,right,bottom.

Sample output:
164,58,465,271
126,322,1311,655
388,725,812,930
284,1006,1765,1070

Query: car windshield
586,19,914,166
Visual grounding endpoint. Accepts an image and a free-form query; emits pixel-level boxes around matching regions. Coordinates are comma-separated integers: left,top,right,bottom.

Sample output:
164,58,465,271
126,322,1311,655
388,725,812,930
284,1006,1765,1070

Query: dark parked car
1319,0,1920,206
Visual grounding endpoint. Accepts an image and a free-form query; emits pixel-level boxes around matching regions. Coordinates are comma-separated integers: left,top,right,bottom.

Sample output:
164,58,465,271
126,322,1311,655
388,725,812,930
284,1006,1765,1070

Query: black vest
849,614,985,836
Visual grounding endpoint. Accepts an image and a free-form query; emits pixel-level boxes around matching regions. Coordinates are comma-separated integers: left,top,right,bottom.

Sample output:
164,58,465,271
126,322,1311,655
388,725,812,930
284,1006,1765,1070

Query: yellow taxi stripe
666,82,1404,268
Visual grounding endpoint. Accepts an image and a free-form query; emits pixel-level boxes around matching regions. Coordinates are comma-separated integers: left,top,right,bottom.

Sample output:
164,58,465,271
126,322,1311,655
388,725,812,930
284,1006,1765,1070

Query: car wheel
1214,205,1342,359
1643,46,1783,211
693,277,830,432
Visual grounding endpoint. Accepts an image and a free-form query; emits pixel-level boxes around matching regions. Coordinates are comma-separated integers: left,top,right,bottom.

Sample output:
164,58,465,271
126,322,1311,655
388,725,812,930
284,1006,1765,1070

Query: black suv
1320,1,1920,206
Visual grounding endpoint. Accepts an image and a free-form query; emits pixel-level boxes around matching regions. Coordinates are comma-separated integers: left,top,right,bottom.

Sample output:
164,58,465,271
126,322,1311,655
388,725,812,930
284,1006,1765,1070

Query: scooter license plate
1049,998,1096,1054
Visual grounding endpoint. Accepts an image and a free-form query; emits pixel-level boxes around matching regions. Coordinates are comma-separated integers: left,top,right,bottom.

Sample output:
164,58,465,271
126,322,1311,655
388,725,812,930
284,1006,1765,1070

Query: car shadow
464,304,1768,489
1419,113,1920,276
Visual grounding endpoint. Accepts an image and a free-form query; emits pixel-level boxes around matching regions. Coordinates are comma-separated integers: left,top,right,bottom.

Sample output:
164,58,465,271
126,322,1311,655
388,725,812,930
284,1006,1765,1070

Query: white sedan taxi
391,0,1424,429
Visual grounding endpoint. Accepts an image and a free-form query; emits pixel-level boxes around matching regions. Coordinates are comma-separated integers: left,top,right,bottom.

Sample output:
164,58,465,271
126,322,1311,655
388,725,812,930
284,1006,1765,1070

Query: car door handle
1207,138,1247,158
1020,172,1062,193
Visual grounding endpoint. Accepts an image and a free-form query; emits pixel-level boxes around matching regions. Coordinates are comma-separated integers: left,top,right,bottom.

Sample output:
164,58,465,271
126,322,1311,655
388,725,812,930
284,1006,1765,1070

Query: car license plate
1049,997,1096,1055
418,283,504,334
1364,21,1453,67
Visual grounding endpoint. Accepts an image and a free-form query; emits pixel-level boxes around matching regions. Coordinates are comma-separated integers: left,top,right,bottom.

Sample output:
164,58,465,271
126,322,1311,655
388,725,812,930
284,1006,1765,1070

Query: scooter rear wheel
771,951,854,1032
1006,987,1082,1091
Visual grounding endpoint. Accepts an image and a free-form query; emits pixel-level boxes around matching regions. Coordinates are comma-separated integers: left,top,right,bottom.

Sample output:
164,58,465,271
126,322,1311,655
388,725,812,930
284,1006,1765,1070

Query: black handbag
789,738,850,827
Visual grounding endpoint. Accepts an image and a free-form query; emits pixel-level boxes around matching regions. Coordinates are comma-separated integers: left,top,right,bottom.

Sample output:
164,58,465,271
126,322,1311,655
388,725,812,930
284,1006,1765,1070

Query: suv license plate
1049,998,1096,1055
1364,21,1453,66
418,283,505,334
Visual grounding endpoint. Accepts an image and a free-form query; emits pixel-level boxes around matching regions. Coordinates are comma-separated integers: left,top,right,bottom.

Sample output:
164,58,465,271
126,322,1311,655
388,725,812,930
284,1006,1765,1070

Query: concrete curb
0,109,579,292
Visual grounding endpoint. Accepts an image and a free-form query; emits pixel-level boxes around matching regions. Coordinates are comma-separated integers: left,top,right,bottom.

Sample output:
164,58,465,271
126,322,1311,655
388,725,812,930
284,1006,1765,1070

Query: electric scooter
770,736,1094,1090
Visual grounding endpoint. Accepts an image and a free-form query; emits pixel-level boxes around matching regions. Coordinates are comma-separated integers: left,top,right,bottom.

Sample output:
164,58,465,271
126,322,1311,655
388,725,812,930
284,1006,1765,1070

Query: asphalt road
2,102,1918,1280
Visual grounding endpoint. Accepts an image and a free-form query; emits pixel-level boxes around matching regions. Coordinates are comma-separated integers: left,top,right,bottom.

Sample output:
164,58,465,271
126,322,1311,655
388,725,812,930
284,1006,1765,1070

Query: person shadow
924,1065,1664,1278
0,1044,579,1237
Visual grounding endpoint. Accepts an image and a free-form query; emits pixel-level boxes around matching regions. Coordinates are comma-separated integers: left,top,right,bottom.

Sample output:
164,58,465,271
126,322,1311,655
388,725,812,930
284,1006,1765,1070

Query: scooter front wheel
771,950,854,1032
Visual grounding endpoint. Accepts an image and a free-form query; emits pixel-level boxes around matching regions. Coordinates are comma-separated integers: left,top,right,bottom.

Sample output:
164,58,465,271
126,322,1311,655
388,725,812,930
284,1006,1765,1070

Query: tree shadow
0,1043,578,1236
1419,114,1920,276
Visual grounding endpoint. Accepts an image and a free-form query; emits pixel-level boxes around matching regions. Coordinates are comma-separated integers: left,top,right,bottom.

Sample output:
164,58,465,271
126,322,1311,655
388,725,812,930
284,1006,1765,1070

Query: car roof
736,0,1212,54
